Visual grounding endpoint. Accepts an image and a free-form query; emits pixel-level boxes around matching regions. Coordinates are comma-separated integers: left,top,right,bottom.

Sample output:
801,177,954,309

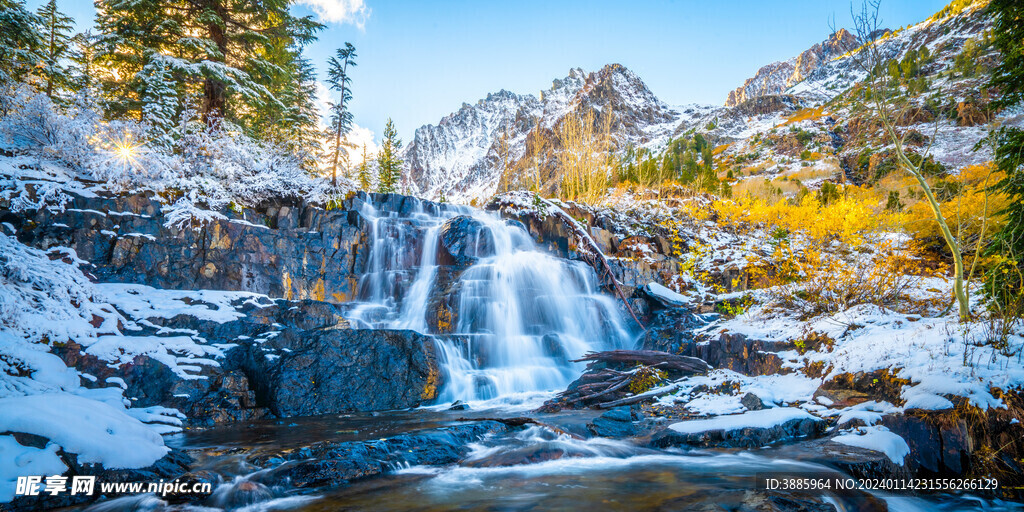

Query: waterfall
346,195,634,404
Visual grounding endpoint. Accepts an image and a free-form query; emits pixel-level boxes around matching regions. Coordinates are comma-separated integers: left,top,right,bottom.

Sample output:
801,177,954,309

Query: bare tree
839,0,970,320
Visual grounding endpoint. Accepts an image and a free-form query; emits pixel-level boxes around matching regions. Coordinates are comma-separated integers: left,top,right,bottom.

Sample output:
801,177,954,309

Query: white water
345,195,634,404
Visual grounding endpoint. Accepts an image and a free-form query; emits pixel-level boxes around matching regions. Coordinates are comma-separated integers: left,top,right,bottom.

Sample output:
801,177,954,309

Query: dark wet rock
880,413,969,476
651,415,825,449
540,333,569,365
448,400,470,411
766,438,912,481
437,215,495,266
741,392,765,411
587,406,640,438
228,328,441,416
462,445,575,468
677,333,793,376
208,479,273,509
51,296,356,427
637,307,705,353
262,421,508,489
52,341,270,428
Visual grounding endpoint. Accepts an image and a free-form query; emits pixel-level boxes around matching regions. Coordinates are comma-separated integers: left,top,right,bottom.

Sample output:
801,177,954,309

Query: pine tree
376,118,403,194
357,144,372,191
249,42,322,167
94,0,177,120
94,0,322,129
326,43,357,188
34,0,76,98
139,54,180,148
69,30,98,95
988,0,1024,301
0,0,43,85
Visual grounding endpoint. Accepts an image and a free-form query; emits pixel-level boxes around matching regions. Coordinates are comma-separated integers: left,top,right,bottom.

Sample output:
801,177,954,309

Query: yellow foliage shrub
748,239,945,317
709,185,902,246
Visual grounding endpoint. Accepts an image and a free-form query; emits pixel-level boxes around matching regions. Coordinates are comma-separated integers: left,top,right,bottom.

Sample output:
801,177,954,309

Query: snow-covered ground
0,230,276,502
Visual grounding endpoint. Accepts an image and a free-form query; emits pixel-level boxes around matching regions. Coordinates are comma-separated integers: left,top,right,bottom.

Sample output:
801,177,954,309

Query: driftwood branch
573,350,710,375
538,349,709,412
595,382,683,409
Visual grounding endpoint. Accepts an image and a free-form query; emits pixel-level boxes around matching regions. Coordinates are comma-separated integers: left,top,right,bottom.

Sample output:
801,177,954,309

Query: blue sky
32,0,949,144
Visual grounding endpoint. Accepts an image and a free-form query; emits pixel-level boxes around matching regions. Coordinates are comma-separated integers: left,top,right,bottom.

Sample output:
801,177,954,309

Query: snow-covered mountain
724,29,860,107
403,64,680,202
403,0,994,203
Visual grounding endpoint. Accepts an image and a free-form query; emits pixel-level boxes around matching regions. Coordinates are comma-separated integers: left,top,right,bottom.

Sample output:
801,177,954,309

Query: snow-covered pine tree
94,0,178,120
140,53,180,149
376,118,403,194
34,0,76,99
95,0,322,132
326,43,357,187
69,30,98,97
0,0,43,86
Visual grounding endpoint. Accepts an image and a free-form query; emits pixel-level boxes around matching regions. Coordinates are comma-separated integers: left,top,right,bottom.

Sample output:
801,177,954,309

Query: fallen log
595,382,683,409
574,350,710,376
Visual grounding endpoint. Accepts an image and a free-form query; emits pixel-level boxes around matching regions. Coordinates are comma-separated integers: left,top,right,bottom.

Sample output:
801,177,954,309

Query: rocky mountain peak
404,64,678,201
724,29,862,107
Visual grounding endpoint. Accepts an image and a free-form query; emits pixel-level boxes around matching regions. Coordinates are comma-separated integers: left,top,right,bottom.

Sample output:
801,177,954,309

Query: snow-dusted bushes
0,86,350,227
0,234,107,345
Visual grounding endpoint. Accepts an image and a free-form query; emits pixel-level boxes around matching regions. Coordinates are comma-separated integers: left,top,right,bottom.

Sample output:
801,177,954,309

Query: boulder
260,421,508,488
230,328,442,416
437,215,495,266
651,409,825,449
588,406,640,438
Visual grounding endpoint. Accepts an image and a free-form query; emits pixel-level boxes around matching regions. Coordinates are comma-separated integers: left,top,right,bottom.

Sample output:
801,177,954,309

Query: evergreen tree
376,118,403,194
139,53,180,148
94,0,178,120
326,43,357,187
988,0,1024,300
69,30,98,95
94,0,322,130
34,0,76,98
357,144,372,191
0,0,43,85
249,42,322,166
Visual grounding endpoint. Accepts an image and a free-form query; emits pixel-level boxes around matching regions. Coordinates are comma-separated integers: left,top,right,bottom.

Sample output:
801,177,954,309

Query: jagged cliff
724,29,860,107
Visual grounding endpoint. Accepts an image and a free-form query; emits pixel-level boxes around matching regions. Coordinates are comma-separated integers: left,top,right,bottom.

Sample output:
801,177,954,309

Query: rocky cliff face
404,64,680,202
724,29,860,107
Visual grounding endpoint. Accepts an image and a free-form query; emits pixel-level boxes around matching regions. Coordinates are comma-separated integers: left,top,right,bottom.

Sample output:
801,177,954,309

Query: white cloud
345,124,379,165
296,0,370,28
315,81,378,167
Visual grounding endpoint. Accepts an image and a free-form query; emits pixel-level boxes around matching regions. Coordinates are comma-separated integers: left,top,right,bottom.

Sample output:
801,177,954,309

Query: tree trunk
329,61,348,188
202,1,229,124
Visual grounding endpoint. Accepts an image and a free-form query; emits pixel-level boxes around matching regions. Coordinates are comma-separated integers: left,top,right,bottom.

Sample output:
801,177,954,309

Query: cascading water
345,195,635,404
